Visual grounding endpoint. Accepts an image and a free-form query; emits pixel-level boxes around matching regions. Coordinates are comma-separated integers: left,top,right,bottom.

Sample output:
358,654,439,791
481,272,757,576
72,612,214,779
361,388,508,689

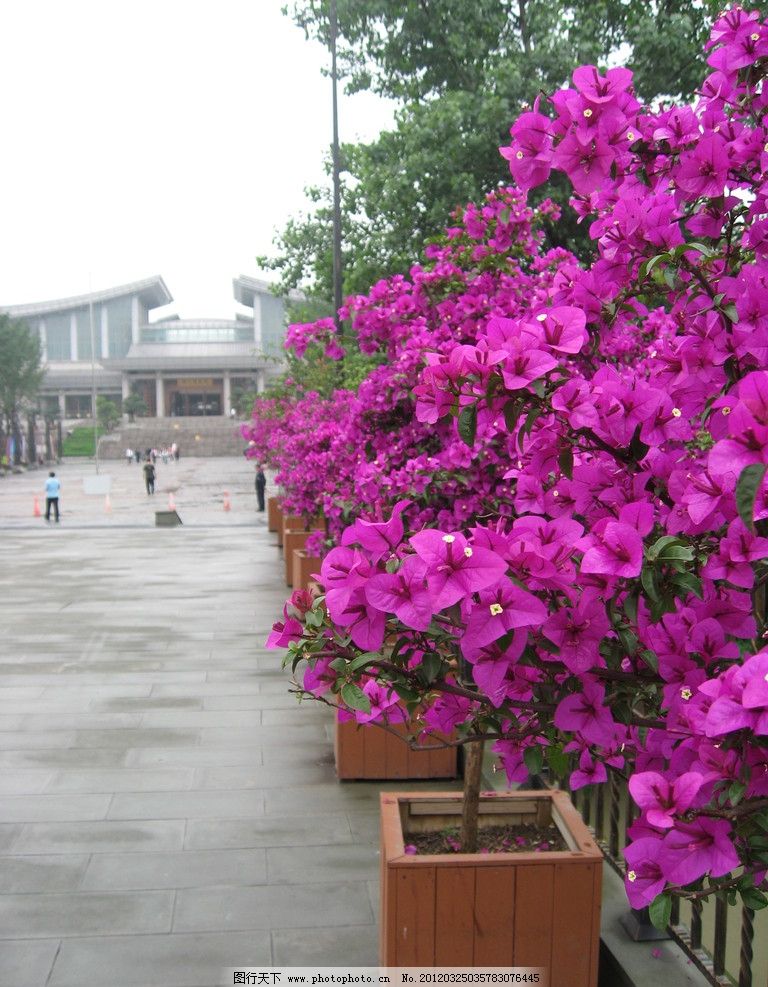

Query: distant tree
0,314,45,465
96,396,120,433
123,393,147,422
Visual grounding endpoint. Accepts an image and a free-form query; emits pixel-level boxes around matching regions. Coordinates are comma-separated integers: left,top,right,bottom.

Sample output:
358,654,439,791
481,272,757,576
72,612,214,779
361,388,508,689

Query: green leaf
741,887,768,911
546,745,569,778
523,746,544,776
558,446,574,480
671,571,703,600
649,894,672,931
657,545,695,563
641,565,659,602
647,535,682,560
736,464,768,531
329,656,348,672
418,652,443,684
392,683,420,703
641,649,659,673
517,407,540,452
385,557,400,574
457,404,477,447
503,399,523,433
347,651,381,672
340,682,371,714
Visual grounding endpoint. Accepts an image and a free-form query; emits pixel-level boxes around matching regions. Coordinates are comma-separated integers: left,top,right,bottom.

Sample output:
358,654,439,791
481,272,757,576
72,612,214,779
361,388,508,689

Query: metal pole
330,0,343,332
88,285,99,474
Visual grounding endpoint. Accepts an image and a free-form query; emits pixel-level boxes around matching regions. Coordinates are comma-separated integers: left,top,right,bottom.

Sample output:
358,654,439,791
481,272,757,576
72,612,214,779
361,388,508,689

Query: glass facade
106,297,133,357
75,307,101,361
44,313,71,361
260,293,285,357
141,324,253,343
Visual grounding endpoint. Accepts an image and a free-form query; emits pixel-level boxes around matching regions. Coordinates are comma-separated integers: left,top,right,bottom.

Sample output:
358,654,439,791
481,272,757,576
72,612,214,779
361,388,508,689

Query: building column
222,371,231,416
58,392,66,416
122,375,131,401
256,370,265,394
155,374,164,418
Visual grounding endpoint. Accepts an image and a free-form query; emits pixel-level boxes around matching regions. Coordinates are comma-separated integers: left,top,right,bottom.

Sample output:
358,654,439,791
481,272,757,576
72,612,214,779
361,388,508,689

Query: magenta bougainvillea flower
257,7,768,918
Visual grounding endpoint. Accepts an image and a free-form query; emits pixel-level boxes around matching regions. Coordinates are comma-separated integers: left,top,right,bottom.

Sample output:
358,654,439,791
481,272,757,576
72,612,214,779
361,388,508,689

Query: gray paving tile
125,747,264,769
198,726,326,747
0,853,89,892
266,843,379,884
174,881,373,932
93,696,203,711
48,931,271,987
82,848,268,890
0,793,111,822
185,813,353,850
139,710,262,728
195,763,336,790
151,682,263,697
71,728,201,748
272,924,378,966
45,767,195,793
0,712,143,730
0,769,54,794
13,820,186,854
107,790,266,820
0,939,59,987
0,747,128,768
0,890,173,937
0,824,22,851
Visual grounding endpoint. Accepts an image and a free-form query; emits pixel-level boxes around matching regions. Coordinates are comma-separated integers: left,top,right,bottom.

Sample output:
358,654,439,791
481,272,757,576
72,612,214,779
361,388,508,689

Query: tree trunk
27,413,37,466
11,410,23,465
460,739,485,853
45,418,52,461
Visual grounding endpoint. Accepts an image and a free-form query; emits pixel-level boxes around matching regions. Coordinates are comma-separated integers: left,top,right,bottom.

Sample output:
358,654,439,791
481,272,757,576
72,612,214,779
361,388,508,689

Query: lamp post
330,0,343,332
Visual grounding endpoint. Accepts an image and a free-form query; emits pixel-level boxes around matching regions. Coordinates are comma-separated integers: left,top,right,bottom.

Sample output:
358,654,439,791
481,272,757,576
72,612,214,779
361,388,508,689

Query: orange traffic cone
223,490,231,512
168,492,176,511
105,494,112,514
33,496,41,517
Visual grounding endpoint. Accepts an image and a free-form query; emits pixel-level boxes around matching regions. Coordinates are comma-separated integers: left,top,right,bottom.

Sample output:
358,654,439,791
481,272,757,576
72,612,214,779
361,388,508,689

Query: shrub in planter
267,5,768,938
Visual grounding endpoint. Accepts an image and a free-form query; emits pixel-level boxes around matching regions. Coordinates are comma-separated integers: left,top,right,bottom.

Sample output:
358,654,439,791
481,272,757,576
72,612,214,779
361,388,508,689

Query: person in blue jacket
45,472,61,523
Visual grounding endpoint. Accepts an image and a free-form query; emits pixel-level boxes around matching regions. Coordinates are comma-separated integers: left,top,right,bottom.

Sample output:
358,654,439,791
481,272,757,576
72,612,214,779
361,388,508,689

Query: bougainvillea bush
267,7,768,922
242,187,570,546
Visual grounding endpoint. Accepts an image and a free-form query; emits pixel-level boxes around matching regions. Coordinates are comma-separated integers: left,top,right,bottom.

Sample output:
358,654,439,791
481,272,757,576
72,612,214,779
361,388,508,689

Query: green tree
96,396,120,433
0,314,45,465
123,392,147,422
262,0,759,298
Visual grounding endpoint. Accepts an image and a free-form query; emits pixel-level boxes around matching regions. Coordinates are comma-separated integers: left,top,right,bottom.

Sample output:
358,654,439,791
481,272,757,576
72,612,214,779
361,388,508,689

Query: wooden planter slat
283,531,312,585
335,713,458,780
292,550,322,593
267,497,282,533
380,790,601,984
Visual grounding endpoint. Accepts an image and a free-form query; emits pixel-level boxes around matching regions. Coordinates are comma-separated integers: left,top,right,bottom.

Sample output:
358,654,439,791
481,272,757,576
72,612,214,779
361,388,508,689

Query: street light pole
88,281,99,474
330,0,343,333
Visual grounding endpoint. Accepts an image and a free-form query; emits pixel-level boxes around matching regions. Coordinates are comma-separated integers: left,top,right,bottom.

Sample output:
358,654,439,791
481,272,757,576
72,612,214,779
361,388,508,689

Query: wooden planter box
267,497,282,533
380,790,601,984
292,550,322,593
283,531,315,585
278,513,323,548
336,711,458,781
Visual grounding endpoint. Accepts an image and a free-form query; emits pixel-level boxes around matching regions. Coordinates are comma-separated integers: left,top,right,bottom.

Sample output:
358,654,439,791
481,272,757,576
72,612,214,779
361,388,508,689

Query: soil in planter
405,823,568,855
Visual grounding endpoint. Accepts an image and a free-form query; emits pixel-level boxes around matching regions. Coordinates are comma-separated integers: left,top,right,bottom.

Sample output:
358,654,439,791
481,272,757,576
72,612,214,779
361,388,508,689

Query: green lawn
61,426,105,457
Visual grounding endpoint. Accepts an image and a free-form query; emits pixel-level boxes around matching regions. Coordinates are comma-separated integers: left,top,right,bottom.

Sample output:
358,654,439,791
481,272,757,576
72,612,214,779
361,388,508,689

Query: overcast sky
0,0,394,319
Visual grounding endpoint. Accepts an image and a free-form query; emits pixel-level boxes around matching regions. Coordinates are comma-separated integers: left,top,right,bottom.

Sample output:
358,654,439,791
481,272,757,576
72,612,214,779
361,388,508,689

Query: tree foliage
96,396,120,433
0,314,44,421
263,0,765,299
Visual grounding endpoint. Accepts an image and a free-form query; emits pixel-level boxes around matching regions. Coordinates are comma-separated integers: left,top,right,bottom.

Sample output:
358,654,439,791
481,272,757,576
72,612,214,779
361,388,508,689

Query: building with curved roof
2,275,292,419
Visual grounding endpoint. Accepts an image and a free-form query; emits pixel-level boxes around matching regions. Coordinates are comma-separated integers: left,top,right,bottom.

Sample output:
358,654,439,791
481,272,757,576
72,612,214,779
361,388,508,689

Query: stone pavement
0,461,458,986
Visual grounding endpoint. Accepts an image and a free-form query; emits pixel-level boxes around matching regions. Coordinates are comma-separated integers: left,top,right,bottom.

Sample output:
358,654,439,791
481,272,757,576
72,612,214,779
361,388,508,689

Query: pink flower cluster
263,7,768,914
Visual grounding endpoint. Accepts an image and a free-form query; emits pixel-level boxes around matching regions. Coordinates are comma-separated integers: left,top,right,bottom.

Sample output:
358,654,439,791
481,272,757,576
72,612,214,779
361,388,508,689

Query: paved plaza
0,457,406,986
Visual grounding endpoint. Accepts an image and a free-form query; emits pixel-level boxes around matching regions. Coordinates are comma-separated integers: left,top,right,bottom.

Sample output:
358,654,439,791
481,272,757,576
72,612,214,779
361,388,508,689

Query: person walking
125,447,133,465
44,471,61,522
254,464,266,512
143,459,156,495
